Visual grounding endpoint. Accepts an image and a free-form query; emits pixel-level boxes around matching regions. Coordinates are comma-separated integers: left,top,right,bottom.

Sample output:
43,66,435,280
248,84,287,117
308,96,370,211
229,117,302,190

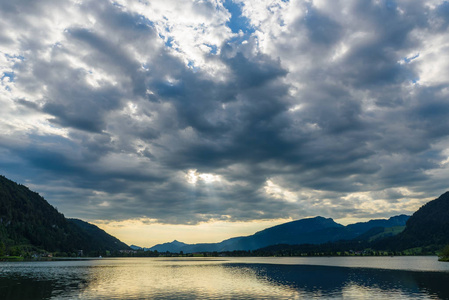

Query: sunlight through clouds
186,169,222,185
264,179,298,203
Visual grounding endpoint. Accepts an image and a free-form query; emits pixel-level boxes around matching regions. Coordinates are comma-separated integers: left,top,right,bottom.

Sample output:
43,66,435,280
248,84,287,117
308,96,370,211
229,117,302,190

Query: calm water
1,256,449,299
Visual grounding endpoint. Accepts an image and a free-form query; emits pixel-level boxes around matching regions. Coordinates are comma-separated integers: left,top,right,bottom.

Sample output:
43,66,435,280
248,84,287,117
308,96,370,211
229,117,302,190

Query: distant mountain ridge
149,215,410,253
0,175,129,254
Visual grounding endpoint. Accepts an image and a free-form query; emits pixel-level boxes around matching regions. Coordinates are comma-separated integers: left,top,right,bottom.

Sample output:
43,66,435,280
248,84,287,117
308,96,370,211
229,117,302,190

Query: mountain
376,191,449,251
259,191,449,255
150,191,449,254
0,175,129,255
150,240,189,252
149,215,409,253
130,245,143,250
67,218,129,252
149,217,343,253
346,215,409,236
354,225,407,243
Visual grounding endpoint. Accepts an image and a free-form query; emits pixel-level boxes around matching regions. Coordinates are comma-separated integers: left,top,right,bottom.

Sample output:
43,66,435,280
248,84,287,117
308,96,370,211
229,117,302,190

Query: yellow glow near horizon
93,218,292,247
334,217,373,226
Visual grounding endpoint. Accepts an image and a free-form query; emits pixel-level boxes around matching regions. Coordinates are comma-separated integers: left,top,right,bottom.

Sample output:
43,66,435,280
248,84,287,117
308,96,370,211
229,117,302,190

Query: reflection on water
1,257,449,299
242,263,449,299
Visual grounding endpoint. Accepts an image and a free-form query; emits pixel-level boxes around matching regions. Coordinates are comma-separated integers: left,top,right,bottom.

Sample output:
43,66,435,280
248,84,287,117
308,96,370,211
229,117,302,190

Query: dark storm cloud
1,0,449,224
303,5,342,45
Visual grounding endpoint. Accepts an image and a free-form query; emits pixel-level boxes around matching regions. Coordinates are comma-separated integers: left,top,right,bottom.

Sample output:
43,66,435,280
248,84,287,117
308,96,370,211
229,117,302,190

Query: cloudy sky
1,0,449,246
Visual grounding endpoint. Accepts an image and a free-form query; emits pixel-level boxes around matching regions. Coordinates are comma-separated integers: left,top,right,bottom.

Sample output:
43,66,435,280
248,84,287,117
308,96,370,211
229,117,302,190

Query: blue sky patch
2,72,15,82
223,0,254,34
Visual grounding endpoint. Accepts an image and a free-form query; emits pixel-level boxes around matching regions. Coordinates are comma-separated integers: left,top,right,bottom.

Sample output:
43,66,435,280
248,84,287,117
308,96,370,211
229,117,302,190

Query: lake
1,256,449,299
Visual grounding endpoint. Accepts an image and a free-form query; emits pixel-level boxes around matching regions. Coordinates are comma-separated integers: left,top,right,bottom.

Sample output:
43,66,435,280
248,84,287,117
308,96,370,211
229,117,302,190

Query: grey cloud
40,67,123,133
15,98,40,110
434,1,449,30
0,0,53,18
65,27,148,96
1,0,449,224
221,50,288,89
303,5,342,45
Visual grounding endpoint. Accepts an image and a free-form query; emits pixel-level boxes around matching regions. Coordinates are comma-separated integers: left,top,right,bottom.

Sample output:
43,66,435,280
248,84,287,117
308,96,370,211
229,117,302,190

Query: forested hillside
376,192,449,252
0,175,129,255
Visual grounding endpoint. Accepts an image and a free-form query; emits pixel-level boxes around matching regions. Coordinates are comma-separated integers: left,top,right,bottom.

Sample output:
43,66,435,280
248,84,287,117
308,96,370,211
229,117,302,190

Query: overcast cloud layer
1,0,449,225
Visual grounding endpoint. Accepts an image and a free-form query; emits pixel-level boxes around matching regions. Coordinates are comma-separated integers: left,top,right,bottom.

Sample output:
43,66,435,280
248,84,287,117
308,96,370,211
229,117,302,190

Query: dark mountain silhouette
149,240,188,253
376,191,449,251
149,215,409,253
67,218,129,252
0,175,129,254
150,217,344,253
258,192,449,255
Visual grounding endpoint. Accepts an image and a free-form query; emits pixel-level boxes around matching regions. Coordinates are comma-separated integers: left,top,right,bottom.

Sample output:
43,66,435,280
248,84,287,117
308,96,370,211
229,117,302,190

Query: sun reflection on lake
1,257,449,299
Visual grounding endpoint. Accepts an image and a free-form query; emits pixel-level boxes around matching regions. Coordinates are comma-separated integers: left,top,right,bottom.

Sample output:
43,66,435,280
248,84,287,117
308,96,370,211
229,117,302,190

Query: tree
439,245,449,261
0,240,5,256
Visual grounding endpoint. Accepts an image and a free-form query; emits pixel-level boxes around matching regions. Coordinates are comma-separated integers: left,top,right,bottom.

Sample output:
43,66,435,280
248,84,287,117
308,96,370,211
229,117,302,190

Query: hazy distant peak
171,240,186,245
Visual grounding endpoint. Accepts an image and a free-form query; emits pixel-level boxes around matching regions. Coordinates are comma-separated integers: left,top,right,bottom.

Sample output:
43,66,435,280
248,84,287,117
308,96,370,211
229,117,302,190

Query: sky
1,0,449,247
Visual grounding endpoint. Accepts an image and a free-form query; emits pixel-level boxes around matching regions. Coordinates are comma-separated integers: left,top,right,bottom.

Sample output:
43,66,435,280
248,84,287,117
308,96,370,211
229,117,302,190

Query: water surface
1,257,449,299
